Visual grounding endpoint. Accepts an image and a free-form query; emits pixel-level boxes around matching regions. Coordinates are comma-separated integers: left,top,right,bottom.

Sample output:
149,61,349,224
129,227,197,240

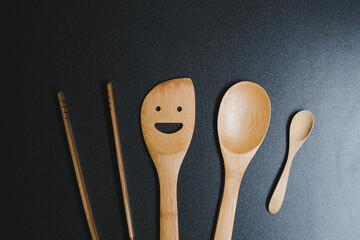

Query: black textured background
2,0,360,239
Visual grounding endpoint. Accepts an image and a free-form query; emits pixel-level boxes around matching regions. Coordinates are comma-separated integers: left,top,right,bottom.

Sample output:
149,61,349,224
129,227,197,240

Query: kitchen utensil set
57,78,314,240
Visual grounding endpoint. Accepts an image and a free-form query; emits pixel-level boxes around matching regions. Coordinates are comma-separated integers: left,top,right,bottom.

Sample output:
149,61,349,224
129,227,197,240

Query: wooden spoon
140,78,195,240
215,82,271,240
268,110,314,214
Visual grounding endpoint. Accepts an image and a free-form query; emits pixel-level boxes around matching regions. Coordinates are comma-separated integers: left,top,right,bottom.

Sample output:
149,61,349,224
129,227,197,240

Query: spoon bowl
215,81,271,240
218,82,271,154
290,110,314,142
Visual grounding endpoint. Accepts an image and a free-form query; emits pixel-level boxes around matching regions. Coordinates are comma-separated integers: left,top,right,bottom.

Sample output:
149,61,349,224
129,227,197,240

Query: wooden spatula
140,78,195,240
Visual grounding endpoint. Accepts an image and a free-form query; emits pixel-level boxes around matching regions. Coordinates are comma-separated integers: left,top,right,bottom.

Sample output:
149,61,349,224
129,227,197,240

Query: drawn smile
155,123,183,134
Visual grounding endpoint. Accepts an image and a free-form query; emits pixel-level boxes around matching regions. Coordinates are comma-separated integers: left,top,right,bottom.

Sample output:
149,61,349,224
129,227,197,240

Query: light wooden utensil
268,110,314,214
214,82,271,240
57,92,100,240
106,82,135,240
140,78,195,240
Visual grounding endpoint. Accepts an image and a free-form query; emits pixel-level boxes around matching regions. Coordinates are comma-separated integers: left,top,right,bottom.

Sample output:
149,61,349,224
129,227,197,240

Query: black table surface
3,0,360,239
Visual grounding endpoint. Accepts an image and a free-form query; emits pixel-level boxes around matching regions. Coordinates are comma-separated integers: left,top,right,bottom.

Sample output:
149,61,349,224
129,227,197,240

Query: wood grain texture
140,78,195,240
268,110,314,214
107,83,135,239
215,82,271,240
57,92,100,240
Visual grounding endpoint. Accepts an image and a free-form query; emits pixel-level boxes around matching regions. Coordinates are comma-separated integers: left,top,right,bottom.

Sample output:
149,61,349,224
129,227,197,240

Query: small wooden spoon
215,82,271,240
141,78,195,240
268,110,314,214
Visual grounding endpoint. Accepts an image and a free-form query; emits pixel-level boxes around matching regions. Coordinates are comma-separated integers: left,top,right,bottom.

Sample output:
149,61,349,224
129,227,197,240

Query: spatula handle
159,176,179,240
214,172,242,240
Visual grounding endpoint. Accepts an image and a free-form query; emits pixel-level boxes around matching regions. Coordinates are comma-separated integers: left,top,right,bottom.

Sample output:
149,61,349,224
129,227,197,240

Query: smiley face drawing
141,78,195,156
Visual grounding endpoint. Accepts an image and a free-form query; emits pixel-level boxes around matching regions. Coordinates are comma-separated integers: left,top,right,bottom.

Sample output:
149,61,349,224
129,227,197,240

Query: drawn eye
177,106,182,112
156,106,161,111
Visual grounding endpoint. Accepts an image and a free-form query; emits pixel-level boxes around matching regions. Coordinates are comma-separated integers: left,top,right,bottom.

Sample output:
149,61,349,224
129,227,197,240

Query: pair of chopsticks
57,83,134,240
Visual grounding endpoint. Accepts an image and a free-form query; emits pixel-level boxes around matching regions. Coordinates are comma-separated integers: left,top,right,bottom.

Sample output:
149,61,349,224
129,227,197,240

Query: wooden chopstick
57,92,100,240
107,83,135,240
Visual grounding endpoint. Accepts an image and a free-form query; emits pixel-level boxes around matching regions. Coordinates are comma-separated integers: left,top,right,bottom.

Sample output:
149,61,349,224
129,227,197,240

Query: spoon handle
268,150,296,214
159,175,179,240
214,172,242,240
